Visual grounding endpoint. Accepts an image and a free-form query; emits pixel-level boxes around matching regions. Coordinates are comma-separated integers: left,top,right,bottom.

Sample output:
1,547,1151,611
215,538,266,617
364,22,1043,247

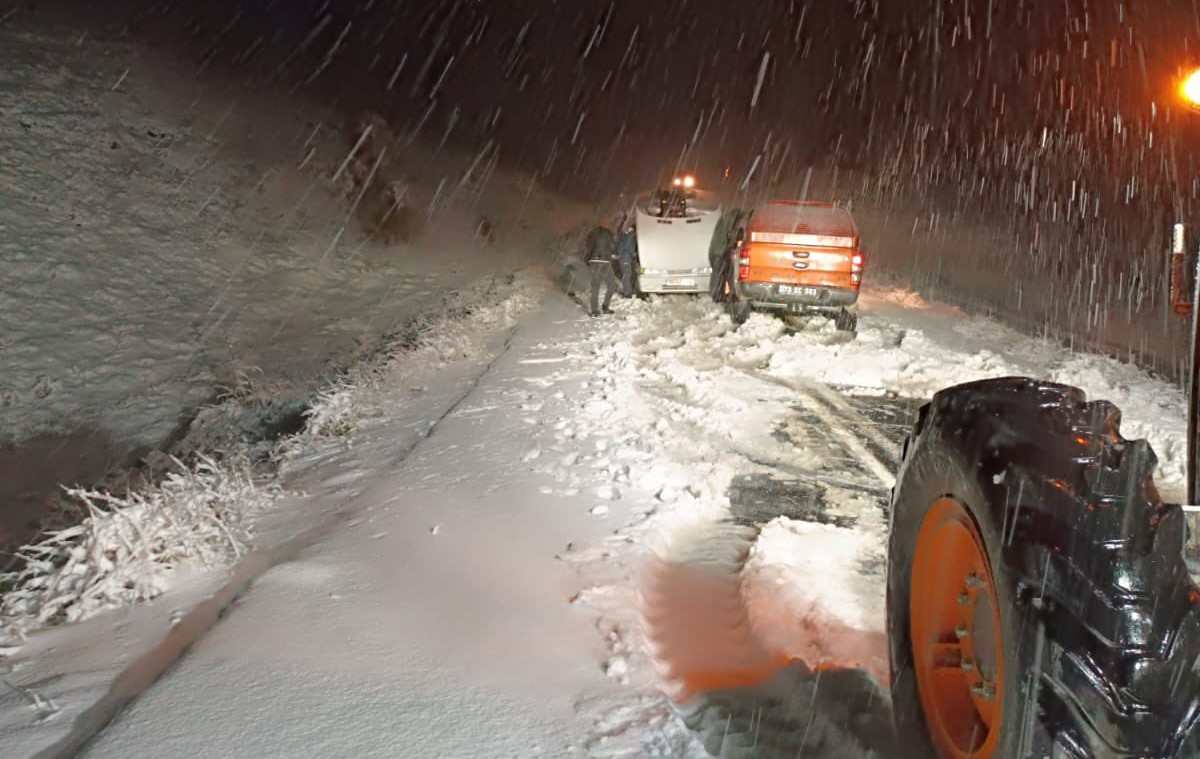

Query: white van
633,180,722,294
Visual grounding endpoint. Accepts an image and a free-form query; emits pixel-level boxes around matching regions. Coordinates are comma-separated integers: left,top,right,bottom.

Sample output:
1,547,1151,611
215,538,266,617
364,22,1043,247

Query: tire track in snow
611,327,906,756
745,370,897,491
624,370,892,502
574,302,916,757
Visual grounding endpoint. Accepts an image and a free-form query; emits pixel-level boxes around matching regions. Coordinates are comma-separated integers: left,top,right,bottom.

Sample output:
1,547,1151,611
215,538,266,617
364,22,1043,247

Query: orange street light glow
1181,67,1200,110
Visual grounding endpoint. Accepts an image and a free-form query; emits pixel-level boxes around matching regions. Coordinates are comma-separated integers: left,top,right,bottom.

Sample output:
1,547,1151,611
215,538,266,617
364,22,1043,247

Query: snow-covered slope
0,22,590,553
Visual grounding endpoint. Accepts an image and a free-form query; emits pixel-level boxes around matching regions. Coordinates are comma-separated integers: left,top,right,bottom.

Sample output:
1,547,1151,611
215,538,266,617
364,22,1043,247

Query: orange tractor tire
887,377,1200,758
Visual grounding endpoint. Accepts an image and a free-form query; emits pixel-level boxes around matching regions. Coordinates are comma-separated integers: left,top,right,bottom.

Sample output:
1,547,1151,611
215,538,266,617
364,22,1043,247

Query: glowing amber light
1181,68,1200,109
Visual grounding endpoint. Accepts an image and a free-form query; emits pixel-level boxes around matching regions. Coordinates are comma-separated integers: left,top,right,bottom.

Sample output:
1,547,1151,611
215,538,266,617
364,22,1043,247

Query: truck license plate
779,284,818,296
667,278,696,287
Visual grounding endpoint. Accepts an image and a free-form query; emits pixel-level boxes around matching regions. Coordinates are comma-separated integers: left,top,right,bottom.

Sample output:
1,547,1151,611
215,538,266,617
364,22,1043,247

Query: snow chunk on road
743,516,889,688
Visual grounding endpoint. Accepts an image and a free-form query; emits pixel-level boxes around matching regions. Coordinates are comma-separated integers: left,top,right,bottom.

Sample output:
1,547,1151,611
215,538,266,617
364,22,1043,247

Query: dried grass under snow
0,455,283,644
0,277,539,646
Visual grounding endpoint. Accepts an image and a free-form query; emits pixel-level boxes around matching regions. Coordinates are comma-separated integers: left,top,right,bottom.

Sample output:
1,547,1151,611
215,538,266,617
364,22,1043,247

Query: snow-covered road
80,293,629,758
2,272,1188,759
59,281,705,758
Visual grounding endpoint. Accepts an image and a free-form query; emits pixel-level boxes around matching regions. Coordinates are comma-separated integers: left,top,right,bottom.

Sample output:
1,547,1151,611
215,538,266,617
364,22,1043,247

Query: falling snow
3,1,1200,756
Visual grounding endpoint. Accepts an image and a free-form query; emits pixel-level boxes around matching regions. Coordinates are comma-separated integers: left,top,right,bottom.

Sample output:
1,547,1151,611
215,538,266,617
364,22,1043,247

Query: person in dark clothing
617,222,638,298
709,209,742,302
710,242,733,303
583,222,619,316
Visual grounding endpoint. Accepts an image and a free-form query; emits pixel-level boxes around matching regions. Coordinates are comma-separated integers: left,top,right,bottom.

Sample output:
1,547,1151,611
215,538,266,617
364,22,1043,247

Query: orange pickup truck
728,200,864,334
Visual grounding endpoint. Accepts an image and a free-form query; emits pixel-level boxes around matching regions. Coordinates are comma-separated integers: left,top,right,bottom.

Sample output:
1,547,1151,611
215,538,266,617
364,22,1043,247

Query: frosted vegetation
0,273,542,645
0,456,280,643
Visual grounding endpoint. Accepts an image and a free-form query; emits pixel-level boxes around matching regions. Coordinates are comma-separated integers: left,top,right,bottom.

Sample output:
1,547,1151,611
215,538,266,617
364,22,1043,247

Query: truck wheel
887,377,1199,759
888,434,1027,758
834,308,857,334
729,300,750,325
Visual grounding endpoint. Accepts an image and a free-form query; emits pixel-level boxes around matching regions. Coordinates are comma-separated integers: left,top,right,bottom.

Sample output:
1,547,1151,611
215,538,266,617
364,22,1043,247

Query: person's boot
602,307,614,314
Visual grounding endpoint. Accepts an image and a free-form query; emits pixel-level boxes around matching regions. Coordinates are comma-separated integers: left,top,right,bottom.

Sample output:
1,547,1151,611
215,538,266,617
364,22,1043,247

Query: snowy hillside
0,24,589,553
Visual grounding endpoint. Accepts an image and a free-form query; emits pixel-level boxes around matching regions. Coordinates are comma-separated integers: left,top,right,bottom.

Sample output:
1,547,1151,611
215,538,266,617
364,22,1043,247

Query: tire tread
891,376,1199,757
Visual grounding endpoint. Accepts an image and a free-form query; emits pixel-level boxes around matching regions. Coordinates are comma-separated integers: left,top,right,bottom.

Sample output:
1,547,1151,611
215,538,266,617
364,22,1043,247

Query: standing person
710,210,745,303
617,221,638,298
583,220,619,317
719,226,746,302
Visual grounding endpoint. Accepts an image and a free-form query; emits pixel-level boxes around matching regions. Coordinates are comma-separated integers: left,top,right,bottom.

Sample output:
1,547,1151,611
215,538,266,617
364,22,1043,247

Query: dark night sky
53,1,1200,193
22,0,1200,371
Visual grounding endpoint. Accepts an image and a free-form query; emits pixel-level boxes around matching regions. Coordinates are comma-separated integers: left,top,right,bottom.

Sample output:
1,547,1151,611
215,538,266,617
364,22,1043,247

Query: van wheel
729,301,750,326
834,308,857,333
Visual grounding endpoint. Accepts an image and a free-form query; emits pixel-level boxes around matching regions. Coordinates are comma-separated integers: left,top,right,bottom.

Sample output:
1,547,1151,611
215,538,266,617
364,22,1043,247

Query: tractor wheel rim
909,497,1004,759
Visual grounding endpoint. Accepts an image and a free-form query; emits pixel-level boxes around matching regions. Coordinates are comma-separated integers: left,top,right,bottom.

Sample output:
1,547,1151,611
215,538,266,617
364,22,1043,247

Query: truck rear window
748,203,857,248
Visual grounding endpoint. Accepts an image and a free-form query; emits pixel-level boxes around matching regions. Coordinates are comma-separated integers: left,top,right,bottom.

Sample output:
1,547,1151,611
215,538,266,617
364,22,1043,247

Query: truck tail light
738,246,751,279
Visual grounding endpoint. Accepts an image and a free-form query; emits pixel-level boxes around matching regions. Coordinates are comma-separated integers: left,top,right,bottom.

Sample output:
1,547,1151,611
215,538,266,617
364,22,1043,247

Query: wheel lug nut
971,681,996,700
955,623,969,639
